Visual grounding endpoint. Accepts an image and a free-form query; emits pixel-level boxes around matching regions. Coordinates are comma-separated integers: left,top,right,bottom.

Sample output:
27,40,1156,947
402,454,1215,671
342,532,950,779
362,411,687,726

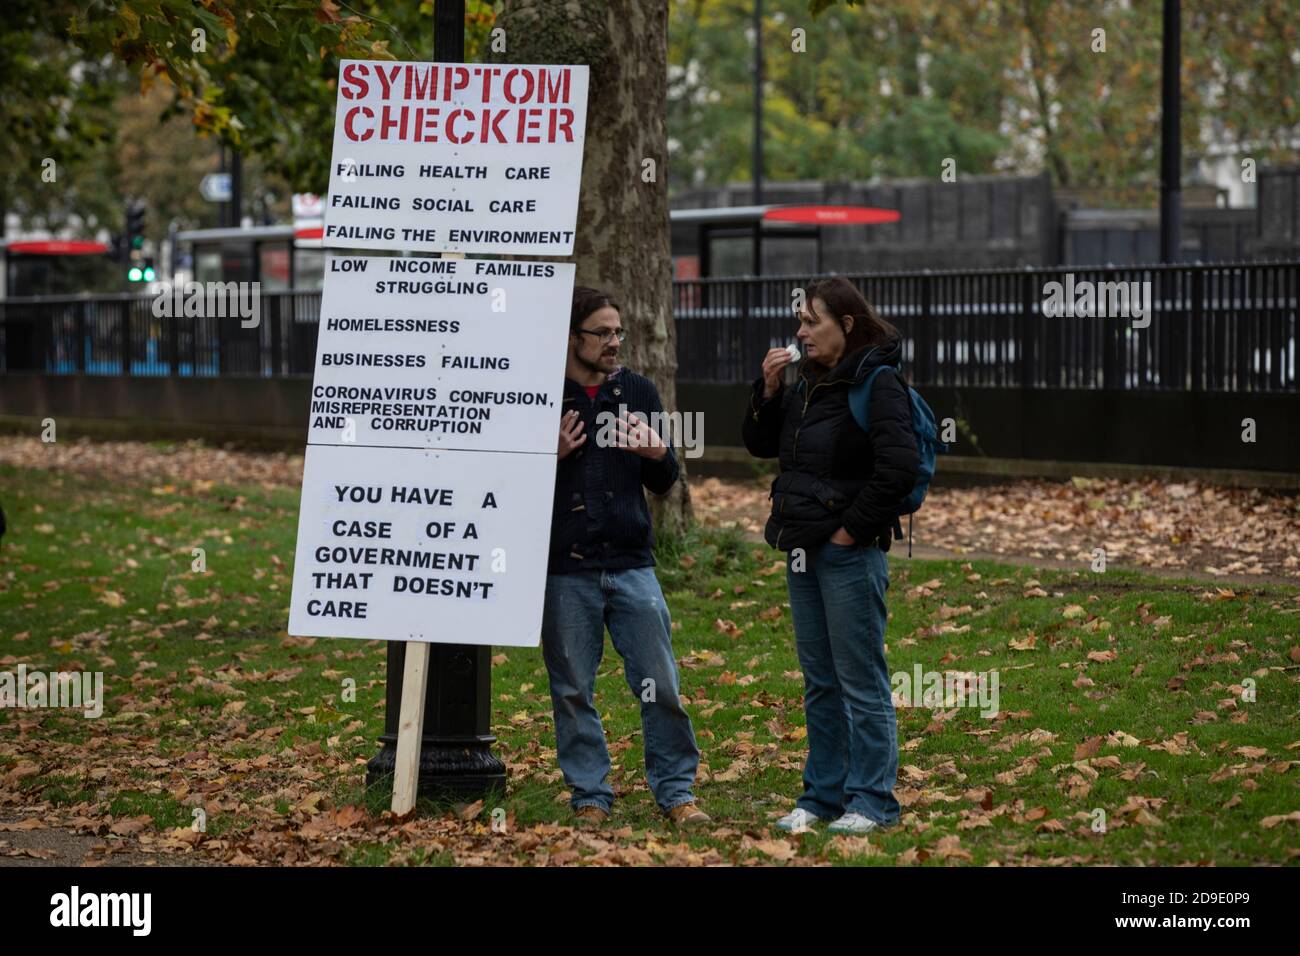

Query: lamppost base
365,735,507,803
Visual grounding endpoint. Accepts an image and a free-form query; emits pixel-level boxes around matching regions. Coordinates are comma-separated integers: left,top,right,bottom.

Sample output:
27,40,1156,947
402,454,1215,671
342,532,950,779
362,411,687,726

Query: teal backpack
793,362,947,554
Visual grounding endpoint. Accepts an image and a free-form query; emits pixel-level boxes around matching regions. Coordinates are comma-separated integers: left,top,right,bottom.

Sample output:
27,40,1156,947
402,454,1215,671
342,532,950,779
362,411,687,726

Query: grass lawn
1,459,1297,866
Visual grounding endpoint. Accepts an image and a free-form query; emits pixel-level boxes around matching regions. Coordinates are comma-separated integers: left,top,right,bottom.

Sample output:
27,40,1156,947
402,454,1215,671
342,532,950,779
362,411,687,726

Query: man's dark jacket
742,334,920,552
549,366,678,574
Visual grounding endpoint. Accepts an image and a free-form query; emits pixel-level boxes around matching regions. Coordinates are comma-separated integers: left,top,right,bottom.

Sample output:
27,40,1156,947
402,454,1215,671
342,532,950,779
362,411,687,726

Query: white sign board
304,255,573,453
292,192,324,218
293,193,324,249
288,253,575,645
288,444,557,645
200,172,232,202
324,60,589,256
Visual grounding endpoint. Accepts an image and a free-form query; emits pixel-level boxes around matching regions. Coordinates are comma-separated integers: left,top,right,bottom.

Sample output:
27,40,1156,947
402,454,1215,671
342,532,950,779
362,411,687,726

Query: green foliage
7,0,1297,240
669,0,1022,188
670,0,1300,192
0,0,505,240
0,1,123,230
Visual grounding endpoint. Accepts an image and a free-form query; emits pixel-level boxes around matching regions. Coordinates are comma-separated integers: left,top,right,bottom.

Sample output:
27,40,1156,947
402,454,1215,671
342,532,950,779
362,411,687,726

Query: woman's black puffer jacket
742,334,920,553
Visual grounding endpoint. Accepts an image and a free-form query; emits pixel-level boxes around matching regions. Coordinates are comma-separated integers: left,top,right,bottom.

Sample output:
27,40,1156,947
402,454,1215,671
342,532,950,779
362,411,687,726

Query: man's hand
829,527,856,546
612,410,668,461
761,347,794,399
558,410,586,459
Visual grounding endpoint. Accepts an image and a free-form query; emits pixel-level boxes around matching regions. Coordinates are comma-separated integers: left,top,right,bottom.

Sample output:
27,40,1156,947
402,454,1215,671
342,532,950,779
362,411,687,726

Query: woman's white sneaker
827,812,888,834
774,808,824,832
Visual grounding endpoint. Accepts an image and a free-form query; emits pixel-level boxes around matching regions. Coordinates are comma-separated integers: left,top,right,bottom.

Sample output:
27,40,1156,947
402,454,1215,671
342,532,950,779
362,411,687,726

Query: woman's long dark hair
801,276,897,364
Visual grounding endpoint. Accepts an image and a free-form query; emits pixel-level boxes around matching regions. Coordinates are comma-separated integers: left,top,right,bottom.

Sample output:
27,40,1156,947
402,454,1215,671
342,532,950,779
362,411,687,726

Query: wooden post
390,641,431,816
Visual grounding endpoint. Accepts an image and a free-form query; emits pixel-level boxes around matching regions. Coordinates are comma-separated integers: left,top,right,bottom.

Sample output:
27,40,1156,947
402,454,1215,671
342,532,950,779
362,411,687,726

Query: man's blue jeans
786,540,900,824
540,567,700,813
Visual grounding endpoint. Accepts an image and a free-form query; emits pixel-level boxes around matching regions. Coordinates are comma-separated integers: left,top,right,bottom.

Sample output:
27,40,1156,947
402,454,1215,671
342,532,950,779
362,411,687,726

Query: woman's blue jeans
786,540,900,824
540,567,700,813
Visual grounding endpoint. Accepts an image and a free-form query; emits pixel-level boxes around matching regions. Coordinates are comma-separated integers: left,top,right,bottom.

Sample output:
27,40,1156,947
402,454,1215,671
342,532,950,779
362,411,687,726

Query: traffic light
124,201,148,281
126,201,146,254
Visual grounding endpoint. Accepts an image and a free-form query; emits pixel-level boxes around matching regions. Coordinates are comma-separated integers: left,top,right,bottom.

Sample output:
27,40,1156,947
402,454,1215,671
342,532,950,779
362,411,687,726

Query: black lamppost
364,0,507,802
1159,0,1181,263
752,0,764,276
753,0,764,207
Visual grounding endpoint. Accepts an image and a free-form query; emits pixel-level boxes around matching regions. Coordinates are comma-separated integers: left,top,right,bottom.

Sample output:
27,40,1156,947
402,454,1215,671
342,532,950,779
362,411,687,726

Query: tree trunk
491,0,692,534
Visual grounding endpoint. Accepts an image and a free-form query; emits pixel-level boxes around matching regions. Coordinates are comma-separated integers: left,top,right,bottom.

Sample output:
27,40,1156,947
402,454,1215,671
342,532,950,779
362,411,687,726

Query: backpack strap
847,362,902,434
859,367,910,554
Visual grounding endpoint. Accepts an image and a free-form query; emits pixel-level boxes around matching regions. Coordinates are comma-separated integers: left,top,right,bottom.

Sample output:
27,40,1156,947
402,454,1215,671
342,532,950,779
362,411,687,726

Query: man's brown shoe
574,806,609,826
667,802,711,828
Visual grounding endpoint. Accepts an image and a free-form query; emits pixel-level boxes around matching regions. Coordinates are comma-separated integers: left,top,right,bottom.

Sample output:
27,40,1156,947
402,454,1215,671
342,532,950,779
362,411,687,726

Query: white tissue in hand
785,344,801,361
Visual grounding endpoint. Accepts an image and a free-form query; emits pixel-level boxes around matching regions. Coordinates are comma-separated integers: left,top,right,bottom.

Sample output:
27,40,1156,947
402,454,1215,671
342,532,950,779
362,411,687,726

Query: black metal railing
0,290,321,378
674,261,1299,391
2,261,1296,392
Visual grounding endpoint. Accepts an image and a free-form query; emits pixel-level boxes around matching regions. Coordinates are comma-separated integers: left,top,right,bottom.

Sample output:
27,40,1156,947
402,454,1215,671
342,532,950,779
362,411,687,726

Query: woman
742,276,919,834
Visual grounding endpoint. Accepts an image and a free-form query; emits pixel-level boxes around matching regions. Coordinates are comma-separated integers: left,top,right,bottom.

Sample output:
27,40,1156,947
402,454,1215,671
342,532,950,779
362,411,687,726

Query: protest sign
298,56,588,811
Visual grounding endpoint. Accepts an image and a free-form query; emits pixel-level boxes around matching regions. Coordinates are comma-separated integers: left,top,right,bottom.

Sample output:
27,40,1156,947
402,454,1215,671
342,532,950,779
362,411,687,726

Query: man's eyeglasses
576,328,628,344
